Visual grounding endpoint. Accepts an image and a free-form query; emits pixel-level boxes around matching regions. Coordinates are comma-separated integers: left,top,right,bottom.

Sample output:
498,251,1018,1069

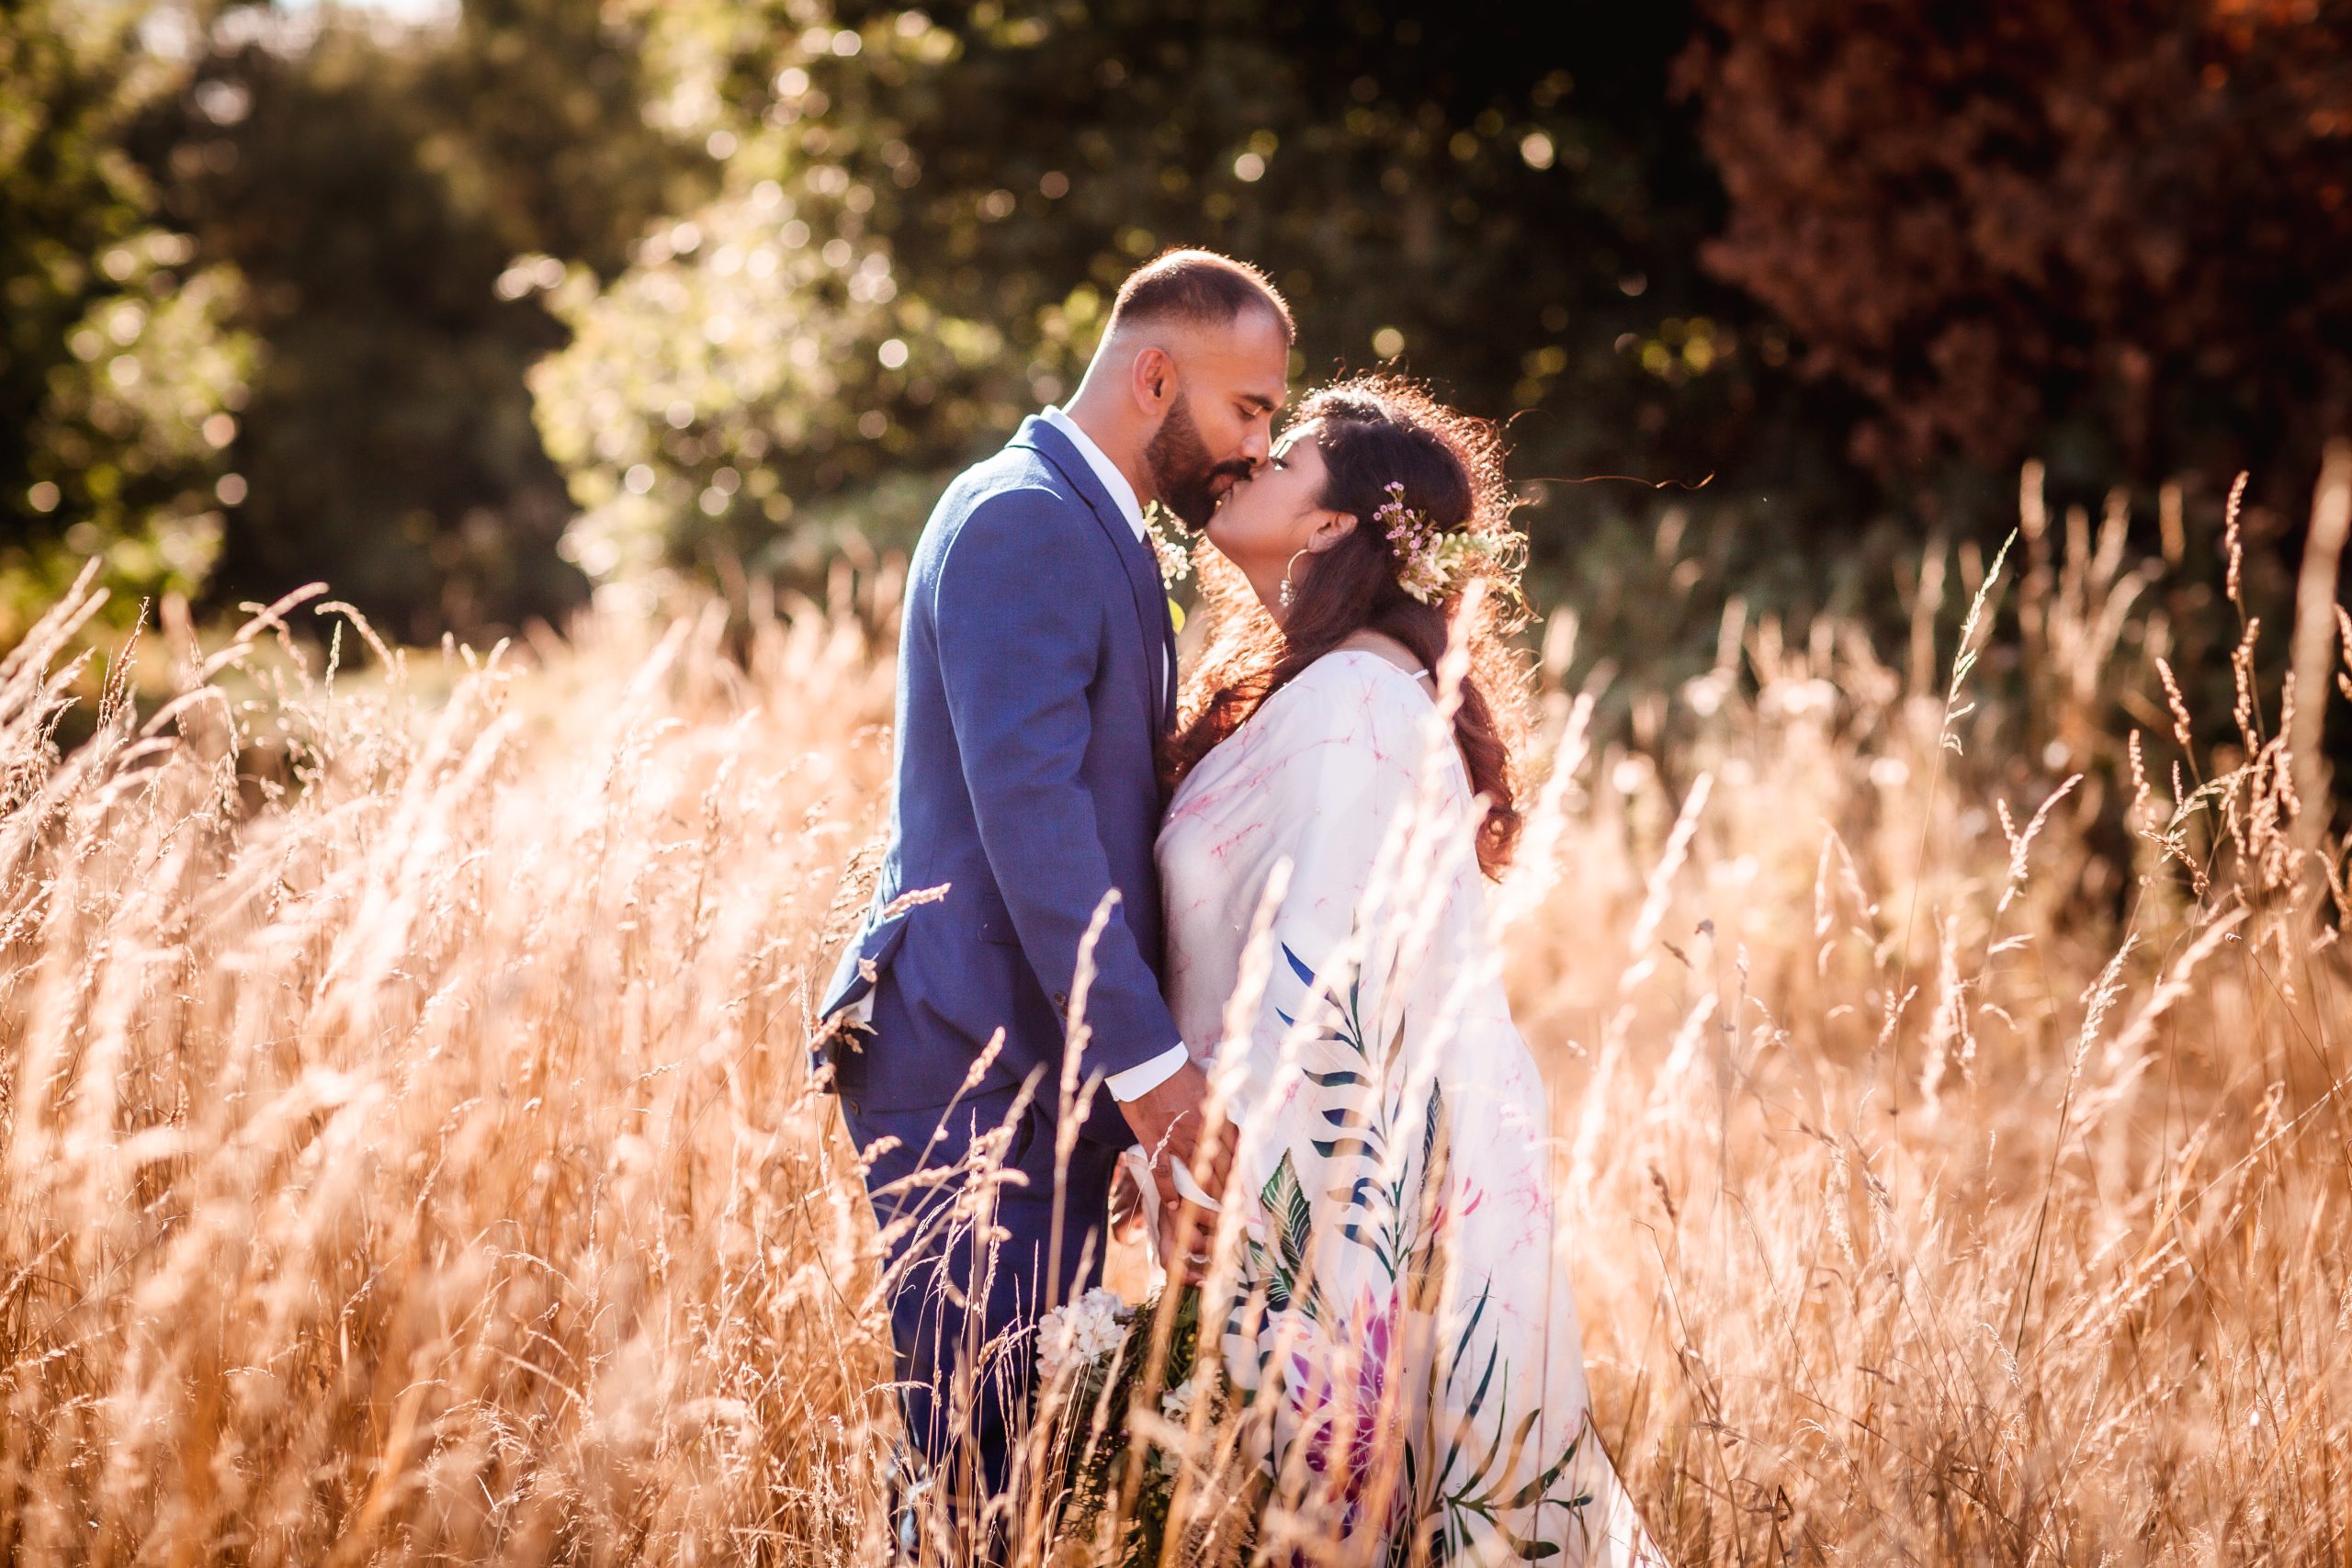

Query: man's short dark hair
1107,249,1295,342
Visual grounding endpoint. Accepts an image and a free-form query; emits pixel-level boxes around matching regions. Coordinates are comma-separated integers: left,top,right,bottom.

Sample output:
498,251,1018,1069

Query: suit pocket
975,892,1022,946
819,909,909,1017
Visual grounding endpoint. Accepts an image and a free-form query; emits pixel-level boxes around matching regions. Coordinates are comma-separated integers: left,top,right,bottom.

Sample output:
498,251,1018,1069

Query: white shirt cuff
1105,1042,1189,1101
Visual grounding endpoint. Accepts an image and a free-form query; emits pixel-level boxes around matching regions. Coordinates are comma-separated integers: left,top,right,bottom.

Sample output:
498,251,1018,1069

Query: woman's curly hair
1162,375,1534,877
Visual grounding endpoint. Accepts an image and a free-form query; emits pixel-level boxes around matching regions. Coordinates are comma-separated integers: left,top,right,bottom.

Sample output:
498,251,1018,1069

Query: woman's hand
1157,1195,1218,1286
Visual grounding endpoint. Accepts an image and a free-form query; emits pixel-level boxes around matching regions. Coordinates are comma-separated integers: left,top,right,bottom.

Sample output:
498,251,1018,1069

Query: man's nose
1241,430,1270,466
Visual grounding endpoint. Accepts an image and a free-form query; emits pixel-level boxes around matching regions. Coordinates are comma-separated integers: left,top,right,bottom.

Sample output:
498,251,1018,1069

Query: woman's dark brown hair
1163,376,1532,877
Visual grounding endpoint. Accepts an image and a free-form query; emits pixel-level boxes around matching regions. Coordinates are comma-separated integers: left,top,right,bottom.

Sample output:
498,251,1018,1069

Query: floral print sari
1156,651,1662,1566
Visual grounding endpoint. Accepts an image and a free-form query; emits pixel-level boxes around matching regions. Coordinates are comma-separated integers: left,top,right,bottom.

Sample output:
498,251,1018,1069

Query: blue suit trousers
840,973,1122,1501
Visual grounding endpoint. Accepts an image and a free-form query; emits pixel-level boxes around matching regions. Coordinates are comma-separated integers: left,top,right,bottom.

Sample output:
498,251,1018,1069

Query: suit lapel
1014,416,1176,732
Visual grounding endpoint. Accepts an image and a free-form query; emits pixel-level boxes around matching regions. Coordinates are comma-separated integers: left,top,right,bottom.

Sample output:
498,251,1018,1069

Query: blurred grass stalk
1,452,2348,1564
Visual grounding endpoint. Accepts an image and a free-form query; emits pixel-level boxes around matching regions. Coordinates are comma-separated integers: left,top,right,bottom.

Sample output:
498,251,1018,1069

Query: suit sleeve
932,488,1185,1079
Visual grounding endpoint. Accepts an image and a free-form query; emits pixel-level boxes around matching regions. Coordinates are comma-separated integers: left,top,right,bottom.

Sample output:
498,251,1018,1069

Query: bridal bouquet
1037,1285,1239,1566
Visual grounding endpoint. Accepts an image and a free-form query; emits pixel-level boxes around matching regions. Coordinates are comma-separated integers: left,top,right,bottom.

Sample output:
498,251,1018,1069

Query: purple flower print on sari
1283,1290,1408,1541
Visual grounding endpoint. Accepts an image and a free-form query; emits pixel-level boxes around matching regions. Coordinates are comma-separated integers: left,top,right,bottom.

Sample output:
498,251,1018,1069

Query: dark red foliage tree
1678,0,2352,497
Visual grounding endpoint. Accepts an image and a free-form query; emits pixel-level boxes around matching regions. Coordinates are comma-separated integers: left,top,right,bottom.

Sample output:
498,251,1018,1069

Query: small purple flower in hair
1375,480,1447,604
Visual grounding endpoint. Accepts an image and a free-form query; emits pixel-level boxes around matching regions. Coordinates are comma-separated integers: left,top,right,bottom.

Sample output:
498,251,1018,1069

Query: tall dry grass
3,449,2348,1564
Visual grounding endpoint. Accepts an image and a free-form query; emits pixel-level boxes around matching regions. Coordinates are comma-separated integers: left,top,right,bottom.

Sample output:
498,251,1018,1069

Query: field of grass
3,454,2349,1565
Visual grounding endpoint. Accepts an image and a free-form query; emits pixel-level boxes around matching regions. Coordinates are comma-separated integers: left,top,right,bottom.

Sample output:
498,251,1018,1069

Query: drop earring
1278,547,1311,609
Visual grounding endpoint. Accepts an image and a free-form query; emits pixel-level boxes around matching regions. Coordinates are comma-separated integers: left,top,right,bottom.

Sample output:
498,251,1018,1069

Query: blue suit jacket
818,416,1184,1127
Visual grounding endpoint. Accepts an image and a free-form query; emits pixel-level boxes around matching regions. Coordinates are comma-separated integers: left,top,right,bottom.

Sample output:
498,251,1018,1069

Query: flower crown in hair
1373,480,1520,605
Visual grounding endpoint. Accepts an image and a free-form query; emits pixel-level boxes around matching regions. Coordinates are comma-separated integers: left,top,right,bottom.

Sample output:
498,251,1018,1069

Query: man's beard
1146,392,1252,529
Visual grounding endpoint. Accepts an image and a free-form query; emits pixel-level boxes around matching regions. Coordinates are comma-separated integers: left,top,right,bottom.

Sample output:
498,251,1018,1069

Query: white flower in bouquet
1159,1374,1199,1423
1036,1286,1130,1381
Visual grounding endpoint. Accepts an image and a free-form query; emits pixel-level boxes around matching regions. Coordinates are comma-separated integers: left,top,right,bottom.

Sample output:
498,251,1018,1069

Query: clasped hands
1112,1057,1232,1285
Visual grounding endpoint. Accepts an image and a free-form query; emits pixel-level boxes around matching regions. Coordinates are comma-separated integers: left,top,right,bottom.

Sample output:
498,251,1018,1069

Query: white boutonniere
1141,501,1193,591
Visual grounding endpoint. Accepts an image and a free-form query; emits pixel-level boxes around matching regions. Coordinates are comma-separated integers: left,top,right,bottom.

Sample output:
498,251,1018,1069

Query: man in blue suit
816,251,1293,1503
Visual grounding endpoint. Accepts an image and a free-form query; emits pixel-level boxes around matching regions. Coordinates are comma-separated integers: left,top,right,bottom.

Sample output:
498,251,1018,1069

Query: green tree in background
0,0,253,646
533,0,1869,610
144,0,713,642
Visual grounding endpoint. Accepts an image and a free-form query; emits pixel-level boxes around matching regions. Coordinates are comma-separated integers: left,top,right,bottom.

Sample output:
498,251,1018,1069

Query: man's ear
1130,344,1173,410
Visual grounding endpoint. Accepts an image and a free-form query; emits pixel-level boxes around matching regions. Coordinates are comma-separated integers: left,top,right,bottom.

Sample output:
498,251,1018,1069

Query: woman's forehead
1272,419,1322,457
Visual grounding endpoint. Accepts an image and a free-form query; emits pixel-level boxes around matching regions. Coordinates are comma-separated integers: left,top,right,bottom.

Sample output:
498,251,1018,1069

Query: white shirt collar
1040,404,1146,542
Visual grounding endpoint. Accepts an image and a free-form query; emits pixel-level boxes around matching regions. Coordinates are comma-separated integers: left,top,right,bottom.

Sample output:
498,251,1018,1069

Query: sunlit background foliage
5,0,2348,694
1,1,254,635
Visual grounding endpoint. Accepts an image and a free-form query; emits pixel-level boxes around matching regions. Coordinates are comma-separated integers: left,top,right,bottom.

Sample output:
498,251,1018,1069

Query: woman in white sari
1144,378,1662,1566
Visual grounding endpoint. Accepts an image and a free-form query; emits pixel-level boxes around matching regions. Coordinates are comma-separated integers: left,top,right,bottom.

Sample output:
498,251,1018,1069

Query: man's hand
1117,1058,1232,1208
1120,1059,1231,1281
